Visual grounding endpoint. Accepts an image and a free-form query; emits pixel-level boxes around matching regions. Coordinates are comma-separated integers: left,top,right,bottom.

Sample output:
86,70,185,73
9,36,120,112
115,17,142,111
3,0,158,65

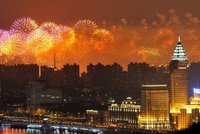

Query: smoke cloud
0,9,200,71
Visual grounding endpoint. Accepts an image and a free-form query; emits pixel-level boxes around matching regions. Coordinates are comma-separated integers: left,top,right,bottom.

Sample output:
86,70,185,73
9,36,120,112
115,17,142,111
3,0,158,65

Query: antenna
178,34,181,42
39,65,41,78
54,51,57,70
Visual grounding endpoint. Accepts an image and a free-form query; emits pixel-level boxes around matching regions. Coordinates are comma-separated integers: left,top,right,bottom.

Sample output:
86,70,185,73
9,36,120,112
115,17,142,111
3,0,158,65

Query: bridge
0,121,105,133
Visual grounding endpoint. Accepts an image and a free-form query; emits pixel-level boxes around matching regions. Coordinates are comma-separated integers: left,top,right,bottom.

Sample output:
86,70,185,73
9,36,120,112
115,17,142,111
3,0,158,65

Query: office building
169,36,189,112
190,88,200,105
140,84,170,130
62,64,80,87
26,81,63,105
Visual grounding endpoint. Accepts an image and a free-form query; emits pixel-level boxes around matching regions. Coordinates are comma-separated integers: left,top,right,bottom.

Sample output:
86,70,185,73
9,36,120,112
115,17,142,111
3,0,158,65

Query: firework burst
93,29,114,52
1,13,200,69
26,29,54,56
0,29,4,37
154,28,175,48
11,17,38,36
74,19,98,38
39,22,60,41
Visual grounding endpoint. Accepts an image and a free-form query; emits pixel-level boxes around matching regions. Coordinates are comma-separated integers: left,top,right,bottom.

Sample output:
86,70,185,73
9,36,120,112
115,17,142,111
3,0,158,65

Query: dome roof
122,97,136,104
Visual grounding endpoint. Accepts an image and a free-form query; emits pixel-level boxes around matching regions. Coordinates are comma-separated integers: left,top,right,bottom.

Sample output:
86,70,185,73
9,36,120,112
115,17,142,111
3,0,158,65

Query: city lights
193,88,200,94
1,1,200,133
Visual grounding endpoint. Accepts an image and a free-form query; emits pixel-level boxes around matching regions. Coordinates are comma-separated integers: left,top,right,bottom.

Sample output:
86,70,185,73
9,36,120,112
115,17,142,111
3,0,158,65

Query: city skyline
1,1,200,133
0,31,197,73
1,31,200,133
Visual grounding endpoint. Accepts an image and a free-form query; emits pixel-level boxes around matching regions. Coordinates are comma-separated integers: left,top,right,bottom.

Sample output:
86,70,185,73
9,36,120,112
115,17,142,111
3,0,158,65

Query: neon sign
193,88,200,94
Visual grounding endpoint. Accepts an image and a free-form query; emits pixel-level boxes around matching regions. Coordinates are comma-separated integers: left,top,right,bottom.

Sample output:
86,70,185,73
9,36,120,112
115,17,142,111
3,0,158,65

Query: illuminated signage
193,88,200,94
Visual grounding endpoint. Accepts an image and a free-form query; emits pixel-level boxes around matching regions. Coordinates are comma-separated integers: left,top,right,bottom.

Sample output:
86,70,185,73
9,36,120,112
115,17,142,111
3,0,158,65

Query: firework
154,28,175,48
74,19,98,37
93,28,111,36
0,31,16,46
25,29,54,65
60,28,76,47
0,30,6,44
0,30,11,39
26,29,53,54
58,25,69,32
11,17,38,35
0,29,4,37
93,29,114,52
39,22,60,40
0,33,23,64
0,40,15,56
128,47,160,62
185,28,200,41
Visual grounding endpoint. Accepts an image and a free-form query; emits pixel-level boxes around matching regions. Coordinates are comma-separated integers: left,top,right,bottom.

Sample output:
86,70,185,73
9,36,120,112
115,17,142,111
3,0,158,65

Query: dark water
0,128,86,134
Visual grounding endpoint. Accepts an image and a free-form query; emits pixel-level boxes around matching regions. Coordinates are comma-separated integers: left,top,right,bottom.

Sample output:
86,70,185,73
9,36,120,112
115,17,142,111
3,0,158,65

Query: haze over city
1,0,200,72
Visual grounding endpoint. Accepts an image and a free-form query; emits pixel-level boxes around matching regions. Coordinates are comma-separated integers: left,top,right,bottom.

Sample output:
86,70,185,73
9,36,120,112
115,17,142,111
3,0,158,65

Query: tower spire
171,35,187,61
54,50,57,70
178,34,181,42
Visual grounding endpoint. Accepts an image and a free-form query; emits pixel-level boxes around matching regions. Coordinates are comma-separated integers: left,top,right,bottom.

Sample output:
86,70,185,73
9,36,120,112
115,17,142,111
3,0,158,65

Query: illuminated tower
140,85,170,130
170,35,189,112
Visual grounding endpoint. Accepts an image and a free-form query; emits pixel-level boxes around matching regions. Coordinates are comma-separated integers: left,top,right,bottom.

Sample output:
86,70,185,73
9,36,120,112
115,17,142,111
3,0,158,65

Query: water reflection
0,128,80,134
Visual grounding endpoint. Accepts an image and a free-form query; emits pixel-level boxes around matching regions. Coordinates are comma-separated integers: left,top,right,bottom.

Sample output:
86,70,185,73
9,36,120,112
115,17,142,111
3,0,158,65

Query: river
0,128,83,134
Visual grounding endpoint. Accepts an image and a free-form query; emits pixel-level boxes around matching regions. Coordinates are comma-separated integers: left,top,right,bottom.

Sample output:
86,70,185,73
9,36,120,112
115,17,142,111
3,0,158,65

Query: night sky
0,0,199,28
0,0,200,71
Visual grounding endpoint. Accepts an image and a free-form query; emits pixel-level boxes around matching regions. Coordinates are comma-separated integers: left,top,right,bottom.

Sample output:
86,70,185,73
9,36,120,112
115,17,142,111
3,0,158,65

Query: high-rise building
41,66,64,88
128,62,158,99
87,63,112,89
140,84,170,130
172,86,200,130
190,88,200,105
168,36,200,130
189,62,200,96
26,81,46,105
0,64,39,105
26,81,63,106
111,63,123,89
169,36,191,131
0,82,2,109
62,64,80,87
175,105,200,130
173,88,200,130
170,36,189,113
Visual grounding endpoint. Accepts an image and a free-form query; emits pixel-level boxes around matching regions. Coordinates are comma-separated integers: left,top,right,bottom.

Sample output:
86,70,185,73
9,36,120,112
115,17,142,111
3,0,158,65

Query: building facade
171,88,200,130
175,105,200,130
106,97,140,127
169,36,191,130
190,88,200,105
169,36,189,112
26,81,63,105
62,64,80,87
140,84,170,130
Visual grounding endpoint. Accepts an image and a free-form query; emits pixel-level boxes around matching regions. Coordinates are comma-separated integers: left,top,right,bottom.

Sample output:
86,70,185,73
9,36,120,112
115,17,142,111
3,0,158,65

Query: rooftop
171,35,188,61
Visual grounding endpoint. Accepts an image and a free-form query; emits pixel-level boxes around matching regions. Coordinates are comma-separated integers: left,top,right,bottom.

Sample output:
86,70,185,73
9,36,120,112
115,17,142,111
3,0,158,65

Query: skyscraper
170,35,189,113
41,66,64,88
86,63,112,89
140,84,170,130
169,36,191,130
62,64,80,87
